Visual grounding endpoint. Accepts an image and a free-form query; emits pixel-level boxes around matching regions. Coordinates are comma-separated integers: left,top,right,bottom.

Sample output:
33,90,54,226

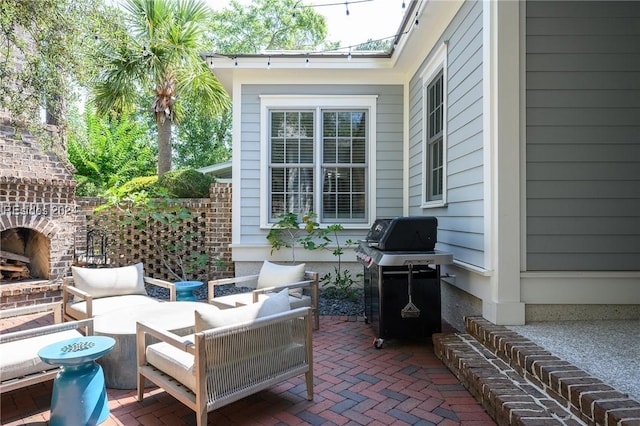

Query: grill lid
356,243,453,267
365,216,437,251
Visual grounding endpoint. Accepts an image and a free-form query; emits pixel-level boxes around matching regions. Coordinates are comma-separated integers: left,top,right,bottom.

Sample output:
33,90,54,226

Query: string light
210,0,423,67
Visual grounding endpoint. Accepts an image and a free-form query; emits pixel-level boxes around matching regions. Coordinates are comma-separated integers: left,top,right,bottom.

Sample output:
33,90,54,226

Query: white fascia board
391,0,465,76
215,67,406,88
213,55,394,69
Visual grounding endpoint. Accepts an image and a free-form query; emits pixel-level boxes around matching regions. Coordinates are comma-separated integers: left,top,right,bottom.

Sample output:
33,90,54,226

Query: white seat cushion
66,294,160,319
145,334,197,392
0,329,83,381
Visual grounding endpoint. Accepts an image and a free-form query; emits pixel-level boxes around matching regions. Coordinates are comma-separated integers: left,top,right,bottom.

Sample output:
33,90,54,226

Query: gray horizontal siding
407,0,485,267
526,1,640,271
239,84,403,245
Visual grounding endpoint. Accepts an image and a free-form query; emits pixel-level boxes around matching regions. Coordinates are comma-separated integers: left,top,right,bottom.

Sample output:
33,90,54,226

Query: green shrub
156,169,214,198
116,176,158,197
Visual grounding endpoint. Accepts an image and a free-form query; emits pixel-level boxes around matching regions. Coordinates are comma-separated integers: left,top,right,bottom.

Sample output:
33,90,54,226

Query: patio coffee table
93,301,219,389
38,335,115,426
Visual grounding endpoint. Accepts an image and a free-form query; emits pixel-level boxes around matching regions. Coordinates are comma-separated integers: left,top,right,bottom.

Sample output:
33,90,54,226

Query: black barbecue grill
356,217,453,342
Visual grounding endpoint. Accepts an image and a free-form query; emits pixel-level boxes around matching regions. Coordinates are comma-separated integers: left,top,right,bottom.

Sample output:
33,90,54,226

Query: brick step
433,316,640,426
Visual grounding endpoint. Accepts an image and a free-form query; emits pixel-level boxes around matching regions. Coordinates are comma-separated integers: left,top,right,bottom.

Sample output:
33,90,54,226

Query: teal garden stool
174,280,203,301
38,335,115,425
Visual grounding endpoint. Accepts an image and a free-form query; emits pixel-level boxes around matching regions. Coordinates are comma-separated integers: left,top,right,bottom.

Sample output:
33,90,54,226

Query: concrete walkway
508,319,640,401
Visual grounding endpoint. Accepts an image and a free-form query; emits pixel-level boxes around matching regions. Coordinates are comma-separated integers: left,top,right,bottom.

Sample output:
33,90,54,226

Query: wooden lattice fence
76,183,233,283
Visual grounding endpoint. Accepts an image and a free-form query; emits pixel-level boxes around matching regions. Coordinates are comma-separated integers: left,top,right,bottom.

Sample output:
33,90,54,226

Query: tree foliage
67,106,156,196
355,38,393,52
173,98,232,169
0,0,124,130
91,0,230,176
208,0,330,54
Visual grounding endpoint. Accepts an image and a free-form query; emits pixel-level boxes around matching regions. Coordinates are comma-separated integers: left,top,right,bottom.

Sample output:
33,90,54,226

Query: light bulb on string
267,56,271,69
402,1,406,8
347,49,352,61
234,57,238,66
345,1,349,15
292,0,300,18
305,57,310,67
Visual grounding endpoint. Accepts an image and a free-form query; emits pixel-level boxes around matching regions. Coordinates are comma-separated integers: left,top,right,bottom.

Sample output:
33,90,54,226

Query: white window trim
420,42,448,208
259,95,377,229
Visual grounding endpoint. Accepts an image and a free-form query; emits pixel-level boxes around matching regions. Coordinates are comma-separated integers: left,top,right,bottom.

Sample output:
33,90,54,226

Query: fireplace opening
0,227,51,282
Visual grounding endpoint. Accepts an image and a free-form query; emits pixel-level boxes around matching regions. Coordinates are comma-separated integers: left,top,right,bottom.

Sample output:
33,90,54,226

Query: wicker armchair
62,263,176,321
136,306,313,426
208,261,319,330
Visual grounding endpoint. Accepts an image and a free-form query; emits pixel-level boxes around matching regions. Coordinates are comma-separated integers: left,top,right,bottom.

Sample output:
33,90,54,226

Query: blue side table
38,336,115,426
174,280,203,301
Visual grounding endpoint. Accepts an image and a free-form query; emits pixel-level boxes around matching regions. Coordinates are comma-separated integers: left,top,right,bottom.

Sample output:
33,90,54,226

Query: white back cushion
195,288,290,332
71,262,146,299
257,261,305,289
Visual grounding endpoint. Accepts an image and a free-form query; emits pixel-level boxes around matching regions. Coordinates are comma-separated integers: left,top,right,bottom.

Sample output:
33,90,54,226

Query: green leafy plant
67,107,156,196
266,213,362,299
266,212,320,263
315,224,362,300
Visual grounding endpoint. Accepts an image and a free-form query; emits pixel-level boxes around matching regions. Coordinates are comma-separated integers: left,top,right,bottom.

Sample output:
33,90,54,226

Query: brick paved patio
1,313,495,425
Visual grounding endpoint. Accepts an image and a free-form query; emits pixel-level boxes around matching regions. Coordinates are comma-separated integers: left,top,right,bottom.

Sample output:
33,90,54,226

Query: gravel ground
147,284,364,317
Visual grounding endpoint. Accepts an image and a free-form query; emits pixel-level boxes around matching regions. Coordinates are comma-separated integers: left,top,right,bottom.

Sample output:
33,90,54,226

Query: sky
209,0,408,49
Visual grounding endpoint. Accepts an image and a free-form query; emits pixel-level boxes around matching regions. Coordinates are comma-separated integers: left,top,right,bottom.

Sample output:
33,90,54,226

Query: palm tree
91,0,229,176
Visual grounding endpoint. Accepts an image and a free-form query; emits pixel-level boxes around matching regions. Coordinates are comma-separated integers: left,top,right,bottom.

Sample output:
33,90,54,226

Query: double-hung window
427,72,444,201
262,96,375,226
421,43,447,207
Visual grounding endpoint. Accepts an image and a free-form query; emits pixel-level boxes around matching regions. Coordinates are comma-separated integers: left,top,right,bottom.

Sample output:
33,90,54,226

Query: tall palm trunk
154,75,176,176
157,117,172,176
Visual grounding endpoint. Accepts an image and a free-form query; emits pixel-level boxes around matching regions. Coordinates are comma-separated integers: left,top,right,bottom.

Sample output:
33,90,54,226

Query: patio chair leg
137,376,144,401
305,370,314,401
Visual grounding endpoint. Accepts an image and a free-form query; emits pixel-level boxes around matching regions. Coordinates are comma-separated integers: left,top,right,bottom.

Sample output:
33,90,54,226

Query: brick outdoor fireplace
0,118,84,308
